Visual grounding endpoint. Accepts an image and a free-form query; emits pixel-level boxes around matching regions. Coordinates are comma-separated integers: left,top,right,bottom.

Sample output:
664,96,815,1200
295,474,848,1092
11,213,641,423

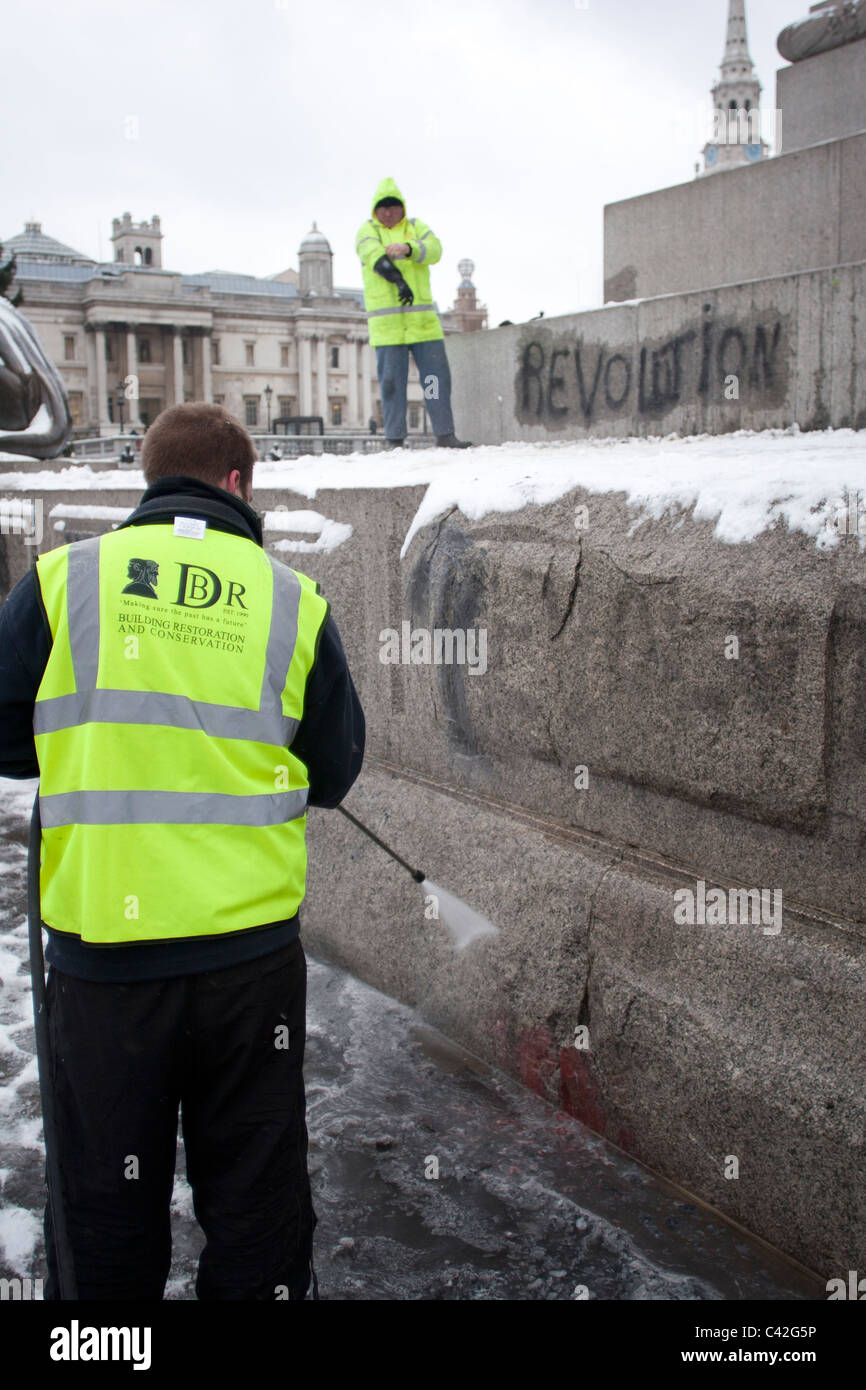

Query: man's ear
226,468,241,495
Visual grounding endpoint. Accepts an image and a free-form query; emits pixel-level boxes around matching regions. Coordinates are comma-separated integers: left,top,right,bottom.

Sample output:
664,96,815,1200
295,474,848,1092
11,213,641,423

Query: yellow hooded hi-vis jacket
355,177,444,347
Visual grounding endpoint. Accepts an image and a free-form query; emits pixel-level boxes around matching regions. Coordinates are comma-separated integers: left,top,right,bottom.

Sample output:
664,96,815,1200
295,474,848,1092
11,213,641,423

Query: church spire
700,0,768,176
721,0,755,79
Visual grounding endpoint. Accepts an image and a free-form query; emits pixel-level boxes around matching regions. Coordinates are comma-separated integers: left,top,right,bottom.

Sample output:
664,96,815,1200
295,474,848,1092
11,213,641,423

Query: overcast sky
3,0,804,325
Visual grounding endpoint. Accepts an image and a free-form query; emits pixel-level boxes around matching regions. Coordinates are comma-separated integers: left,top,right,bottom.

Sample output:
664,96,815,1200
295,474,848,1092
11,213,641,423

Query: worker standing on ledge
0,402,365,1300
356,177,472,450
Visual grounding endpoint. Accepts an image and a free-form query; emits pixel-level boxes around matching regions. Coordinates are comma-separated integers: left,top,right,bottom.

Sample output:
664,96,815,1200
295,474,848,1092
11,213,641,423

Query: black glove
373,255,414,306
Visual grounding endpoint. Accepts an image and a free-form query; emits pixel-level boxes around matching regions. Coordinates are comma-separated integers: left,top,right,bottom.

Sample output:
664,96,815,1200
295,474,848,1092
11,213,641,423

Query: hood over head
371,176,406,216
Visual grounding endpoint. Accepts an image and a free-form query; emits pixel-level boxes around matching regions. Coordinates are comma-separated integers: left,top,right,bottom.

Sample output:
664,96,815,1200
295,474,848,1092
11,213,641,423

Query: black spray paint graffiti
517,305,786,426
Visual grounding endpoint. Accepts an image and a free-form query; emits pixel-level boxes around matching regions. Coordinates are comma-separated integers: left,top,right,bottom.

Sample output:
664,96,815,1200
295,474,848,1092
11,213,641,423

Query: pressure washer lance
336,805,499,949
337,804,425,881
28,795,78,1299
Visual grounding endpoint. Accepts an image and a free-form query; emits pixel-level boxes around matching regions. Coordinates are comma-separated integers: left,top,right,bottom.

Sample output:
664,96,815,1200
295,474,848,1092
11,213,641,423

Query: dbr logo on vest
119,557,248,611
175,563,247,610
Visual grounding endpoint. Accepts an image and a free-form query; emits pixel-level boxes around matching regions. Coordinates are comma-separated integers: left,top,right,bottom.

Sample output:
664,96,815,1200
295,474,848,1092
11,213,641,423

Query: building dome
299,221,331,252
5,221,94,265
298,221,333,296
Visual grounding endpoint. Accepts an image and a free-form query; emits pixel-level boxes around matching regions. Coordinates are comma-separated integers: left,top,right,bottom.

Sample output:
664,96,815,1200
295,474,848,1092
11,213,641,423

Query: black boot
436,433,472,448
383,438,405,450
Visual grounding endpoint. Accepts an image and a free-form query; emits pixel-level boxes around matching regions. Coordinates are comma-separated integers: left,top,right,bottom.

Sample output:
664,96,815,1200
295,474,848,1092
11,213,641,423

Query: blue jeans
375,338,455,440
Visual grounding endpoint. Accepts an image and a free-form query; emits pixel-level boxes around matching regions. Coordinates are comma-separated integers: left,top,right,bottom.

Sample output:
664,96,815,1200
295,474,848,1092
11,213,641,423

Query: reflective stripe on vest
34,689,298,744
39,788,308,827
366,303,436,318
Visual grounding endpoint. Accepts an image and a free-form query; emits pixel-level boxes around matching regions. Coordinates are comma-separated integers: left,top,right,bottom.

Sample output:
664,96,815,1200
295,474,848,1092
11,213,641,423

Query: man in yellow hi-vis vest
0,402,364,1300
356,176,471,449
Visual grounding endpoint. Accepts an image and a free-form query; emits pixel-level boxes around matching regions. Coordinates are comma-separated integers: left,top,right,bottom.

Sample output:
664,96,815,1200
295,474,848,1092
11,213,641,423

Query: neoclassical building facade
3,212,487,438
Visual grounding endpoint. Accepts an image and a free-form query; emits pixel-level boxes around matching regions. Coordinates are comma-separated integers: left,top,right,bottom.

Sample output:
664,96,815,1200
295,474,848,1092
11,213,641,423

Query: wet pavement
0,778,821,1301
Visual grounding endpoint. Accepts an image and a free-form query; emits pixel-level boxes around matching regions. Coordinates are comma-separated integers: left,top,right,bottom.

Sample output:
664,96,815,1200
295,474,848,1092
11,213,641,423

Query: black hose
336,805,426,883
27,795,77,1300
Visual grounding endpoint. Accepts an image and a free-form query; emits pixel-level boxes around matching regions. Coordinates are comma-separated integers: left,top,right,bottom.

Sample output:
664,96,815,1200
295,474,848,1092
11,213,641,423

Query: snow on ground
2,427,865,559
0,778,822,1300
0,778,42,1279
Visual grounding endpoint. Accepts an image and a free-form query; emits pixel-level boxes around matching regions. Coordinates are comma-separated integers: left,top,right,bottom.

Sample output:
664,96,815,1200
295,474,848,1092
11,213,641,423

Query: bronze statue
778,0,866,62
0,296,72,459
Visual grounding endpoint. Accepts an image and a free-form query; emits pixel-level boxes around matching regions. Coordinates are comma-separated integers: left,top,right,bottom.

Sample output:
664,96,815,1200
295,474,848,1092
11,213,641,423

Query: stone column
361,340,373,426
201,332,213,403
347,334,360,427
316,334,329,422
125,327,142,430
298,330,313,416
173,330,184,406
85,328,96,432
93,326,111,435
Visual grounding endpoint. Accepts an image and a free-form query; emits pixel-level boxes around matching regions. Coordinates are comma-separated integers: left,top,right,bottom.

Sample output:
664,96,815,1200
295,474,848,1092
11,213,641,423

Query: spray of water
420,878,500,951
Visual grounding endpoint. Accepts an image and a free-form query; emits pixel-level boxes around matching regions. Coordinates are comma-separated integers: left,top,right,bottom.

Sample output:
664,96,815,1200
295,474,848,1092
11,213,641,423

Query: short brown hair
140,403,256,491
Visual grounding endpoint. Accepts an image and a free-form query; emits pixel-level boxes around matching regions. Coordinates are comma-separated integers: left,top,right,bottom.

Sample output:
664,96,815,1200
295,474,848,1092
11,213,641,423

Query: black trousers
43,938,316,1300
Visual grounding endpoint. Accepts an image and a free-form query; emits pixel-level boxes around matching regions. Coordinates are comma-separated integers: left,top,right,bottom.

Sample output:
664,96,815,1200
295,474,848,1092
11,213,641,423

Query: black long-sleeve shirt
0,475,365,980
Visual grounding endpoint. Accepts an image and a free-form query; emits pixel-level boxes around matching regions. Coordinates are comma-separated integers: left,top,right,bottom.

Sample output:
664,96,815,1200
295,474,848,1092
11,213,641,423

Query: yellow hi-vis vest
33,521,329,946
355,176,444,348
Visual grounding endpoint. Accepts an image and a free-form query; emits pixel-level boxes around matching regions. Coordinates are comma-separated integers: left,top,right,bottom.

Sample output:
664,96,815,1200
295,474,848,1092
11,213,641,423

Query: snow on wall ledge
1,426,864,559
1,429,865,1275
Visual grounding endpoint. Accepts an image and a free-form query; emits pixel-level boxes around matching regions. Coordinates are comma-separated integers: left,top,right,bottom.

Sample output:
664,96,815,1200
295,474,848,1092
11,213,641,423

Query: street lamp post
116,383,126,435
264,384,273,433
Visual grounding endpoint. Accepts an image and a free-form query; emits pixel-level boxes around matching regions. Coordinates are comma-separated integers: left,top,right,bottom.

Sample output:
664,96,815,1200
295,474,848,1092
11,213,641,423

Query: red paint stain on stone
517,1025,557,1098
559,1046,608,1135
500,1019,642,1164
